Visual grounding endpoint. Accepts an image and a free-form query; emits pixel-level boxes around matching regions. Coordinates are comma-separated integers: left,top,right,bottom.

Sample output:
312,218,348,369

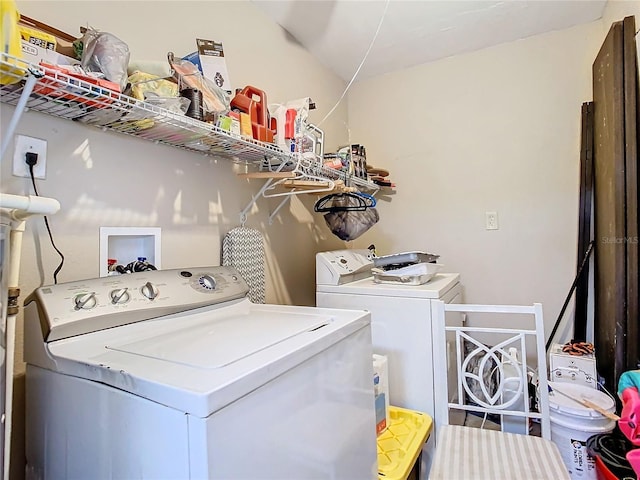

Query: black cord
29,163,64,284
586,431,636,478
545,240,594,351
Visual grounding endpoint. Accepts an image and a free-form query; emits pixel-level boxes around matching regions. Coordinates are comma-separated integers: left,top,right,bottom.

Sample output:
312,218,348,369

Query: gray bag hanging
222,226,266,303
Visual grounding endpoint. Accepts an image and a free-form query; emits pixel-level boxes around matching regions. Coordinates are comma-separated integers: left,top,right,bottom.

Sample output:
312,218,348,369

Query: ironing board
222,226,266,304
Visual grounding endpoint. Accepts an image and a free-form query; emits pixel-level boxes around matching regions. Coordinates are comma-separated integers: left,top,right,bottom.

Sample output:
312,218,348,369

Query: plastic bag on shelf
144,95,190,115
323,196,379,241
167,52,230,119
127,70,179,101
80,27,130,91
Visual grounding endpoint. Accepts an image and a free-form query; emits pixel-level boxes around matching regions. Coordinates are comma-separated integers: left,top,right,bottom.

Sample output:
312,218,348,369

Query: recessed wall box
99,227,161,277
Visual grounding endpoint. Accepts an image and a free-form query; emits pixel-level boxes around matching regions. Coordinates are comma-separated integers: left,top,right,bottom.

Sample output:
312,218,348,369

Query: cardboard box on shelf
19,24,56,51
20,40,78,66
196,38,232,95
18,15,79,60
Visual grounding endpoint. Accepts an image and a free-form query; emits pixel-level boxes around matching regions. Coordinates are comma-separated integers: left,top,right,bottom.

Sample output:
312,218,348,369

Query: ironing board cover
222,227,266,304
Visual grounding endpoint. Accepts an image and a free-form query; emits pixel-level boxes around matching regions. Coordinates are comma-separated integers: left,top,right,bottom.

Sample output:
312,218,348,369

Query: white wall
346,21,603,342
1,2,349,477
602,0,640,32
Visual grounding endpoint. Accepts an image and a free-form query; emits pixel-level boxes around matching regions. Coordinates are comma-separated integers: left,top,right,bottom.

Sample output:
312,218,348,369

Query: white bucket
548,382,616,480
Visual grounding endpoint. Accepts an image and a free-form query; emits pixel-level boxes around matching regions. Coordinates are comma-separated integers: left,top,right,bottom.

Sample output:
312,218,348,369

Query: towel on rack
222,226,266,303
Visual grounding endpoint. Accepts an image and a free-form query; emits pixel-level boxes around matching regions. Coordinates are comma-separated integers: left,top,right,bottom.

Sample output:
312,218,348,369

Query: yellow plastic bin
377,406,433,480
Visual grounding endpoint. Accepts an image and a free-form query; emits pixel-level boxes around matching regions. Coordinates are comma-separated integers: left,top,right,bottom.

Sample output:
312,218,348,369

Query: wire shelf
0,54,291,164
0,53,380,192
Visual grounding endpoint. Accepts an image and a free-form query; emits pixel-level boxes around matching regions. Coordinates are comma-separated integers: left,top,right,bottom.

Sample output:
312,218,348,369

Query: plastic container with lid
548,382,617,480
377,406,432,480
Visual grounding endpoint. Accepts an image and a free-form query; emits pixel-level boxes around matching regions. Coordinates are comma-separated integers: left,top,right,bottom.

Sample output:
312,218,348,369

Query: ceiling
252,0,607,82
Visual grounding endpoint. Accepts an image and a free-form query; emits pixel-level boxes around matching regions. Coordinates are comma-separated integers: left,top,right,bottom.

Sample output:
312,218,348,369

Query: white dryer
24,266,377,480
316,250,463,478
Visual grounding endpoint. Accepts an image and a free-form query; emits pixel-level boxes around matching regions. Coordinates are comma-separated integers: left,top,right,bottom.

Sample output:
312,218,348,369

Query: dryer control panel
316,250,374,286
25,266,249,342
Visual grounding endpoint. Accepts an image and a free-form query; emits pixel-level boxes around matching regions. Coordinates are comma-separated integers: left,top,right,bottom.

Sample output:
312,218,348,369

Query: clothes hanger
313,191,374,212
263,152,336,198
353,191,377,207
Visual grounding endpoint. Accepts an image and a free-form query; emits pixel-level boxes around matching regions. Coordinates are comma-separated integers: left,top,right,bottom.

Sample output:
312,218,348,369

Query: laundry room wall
1,1,349,478
602,0,640,31
346,21,603,341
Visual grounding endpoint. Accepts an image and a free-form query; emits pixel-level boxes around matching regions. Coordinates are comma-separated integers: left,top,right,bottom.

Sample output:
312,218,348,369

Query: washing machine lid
316,272,460,298
43,299,370,417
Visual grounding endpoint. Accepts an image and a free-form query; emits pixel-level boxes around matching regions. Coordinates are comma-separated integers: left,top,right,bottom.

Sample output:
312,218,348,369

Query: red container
594,455,620,480
230,85,274,143
34,62,120,108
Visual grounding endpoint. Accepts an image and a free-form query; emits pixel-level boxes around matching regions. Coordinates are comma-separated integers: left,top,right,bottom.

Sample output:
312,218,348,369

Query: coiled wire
586,431,637,479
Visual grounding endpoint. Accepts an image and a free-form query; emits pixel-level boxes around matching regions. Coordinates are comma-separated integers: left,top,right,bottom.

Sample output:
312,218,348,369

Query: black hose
586,432,636,479
546,241,594,352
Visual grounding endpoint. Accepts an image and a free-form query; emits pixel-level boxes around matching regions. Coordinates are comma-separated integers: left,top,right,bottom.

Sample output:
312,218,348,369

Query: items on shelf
367,165,395,187
34,62,121,107
269,97,313,152
230,85,274,142
78,27,130,91
1,11,386,227
168,52,229,121
322,143,395,190
190,38,232,96
18,14,77,60
126,70,179,101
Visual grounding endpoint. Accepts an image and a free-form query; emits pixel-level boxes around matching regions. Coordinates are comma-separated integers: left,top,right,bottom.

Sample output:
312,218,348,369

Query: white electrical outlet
13,135,47,179
485,211,499,230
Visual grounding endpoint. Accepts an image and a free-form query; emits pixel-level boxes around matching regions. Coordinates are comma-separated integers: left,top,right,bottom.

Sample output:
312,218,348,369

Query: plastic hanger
263,152,335,198
353,191,377,207
313,191,375,212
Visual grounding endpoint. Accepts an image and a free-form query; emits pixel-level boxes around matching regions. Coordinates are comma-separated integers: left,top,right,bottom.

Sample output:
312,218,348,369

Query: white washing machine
24,266,377,480
316,250,463,478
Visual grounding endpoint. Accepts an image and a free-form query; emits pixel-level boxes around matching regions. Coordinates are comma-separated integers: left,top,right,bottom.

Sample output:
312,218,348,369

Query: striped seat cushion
429,425,570,480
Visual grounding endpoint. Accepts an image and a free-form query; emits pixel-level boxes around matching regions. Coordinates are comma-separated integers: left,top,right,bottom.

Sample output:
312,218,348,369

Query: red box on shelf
34,62,120,107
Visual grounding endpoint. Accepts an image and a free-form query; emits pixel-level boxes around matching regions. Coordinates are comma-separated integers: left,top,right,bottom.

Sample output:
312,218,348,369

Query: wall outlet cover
13,134,47,179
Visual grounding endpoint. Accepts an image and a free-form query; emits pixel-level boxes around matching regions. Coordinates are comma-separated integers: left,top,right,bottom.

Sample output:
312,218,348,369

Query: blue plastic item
182,52,202,73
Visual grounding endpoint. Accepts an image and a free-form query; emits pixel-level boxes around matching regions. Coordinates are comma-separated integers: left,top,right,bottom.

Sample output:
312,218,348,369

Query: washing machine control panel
25,266,249,342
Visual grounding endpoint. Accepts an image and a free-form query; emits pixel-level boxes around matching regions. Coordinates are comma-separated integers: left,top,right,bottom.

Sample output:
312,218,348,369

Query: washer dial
110,287,130,304
140,282,159,300
74,292,97,310
198,274,216,290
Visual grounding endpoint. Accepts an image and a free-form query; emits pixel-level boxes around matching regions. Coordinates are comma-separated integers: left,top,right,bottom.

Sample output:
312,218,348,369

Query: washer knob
141,282,159,300
199,274,216,290
74,292,97,310
110,287,130,304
